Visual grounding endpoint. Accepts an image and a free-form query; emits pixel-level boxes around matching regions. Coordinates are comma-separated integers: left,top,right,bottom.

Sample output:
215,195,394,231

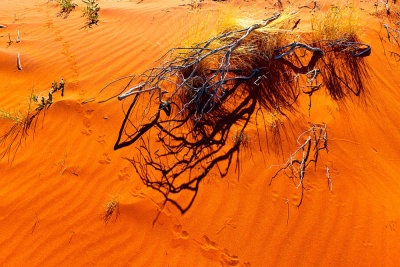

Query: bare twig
270,123,328,206
274,42,323,59
7,33,13,47
326,166,332,192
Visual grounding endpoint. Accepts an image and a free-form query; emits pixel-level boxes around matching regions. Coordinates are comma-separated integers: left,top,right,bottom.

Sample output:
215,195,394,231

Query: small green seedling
82,0,100,27
58,0,77,14
32,79,65,111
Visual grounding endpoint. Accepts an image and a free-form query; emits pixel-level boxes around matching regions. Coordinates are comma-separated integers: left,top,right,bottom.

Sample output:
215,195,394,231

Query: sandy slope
1,0,400,266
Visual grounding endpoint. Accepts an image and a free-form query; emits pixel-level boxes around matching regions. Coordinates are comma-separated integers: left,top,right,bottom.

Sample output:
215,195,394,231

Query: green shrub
82,0,100,26
58,0,77,14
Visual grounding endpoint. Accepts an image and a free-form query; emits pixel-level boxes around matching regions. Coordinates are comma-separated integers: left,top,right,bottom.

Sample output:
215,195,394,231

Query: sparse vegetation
232,130,249,148
0,79,65,160
32,79,65,111
312,5,360,42
0,109,25,124
374,0,397,15
58,0,77,14
0,93,36,160
102,197,120,224
82,0,100,27
377,1,400,59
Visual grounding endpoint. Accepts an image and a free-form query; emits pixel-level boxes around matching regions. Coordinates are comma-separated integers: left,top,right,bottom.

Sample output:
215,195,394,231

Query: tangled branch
270,123,328,206
98,12,370,213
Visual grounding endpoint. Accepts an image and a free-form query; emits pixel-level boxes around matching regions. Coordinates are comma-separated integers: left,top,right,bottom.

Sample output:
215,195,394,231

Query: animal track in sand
56,154,79,176
81,109,94,136
118,167,130,181
198,235,244,267
173,224,189,238
97,135,106,144
98,153,111,165
362,241,374,248
171,224,190,248
81,128,92,136
385,220,397,232
216,218,237,234
45,10,80,84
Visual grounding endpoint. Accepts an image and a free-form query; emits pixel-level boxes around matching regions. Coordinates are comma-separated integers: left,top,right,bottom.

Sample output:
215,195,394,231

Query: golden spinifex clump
182,9,300,78
312,5,361,42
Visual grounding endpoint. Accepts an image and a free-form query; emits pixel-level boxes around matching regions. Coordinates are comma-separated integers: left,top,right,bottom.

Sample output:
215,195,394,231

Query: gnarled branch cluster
99,13,369,213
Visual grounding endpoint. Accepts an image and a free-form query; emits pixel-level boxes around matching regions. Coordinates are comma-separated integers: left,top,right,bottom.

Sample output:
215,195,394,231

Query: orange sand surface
1,0,400,266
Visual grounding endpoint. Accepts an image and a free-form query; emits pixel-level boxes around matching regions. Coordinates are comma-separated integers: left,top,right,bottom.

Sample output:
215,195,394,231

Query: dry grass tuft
312,5,361,41
180,7,298,55
0,81,65,160
0,95,36,161
0,110,25,124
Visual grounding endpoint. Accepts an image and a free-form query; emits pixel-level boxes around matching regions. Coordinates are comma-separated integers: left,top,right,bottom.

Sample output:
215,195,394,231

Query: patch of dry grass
312,4,361,41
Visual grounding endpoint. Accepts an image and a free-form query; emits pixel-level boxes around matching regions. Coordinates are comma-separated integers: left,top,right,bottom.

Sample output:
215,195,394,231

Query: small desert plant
232,130,249,147
32,79,65,111
58,0,77,14
102,197,120,224
266,108,283,129
312,5,360,41
82,0,100,27
0,79,65,160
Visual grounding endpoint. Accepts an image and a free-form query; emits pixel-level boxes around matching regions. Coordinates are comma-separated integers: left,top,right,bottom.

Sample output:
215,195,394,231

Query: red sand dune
1,0,400,266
